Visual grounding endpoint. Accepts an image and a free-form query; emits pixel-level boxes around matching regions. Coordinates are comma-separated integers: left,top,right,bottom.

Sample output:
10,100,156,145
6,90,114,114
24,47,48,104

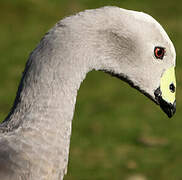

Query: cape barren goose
0,6,176,180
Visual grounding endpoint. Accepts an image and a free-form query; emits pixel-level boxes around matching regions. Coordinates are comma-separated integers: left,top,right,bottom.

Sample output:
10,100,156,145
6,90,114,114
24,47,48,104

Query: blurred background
0,0,182,179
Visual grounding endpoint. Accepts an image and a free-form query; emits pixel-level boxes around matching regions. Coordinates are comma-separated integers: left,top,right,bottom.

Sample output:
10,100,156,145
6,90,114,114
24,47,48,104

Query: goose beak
154,87,176,118
154,66,176,118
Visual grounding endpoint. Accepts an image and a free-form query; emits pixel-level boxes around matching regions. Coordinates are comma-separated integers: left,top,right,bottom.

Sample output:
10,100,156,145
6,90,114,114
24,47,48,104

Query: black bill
154,87,176,118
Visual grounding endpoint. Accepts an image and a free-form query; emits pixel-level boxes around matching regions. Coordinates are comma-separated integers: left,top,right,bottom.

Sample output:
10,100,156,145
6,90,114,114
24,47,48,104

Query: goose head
89,7,176,118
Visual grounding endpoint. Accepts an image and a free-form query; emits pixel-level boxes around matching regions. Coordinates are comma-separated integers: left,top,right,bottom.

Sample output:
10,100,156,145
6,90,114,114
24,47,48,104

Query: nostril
169,83,175,93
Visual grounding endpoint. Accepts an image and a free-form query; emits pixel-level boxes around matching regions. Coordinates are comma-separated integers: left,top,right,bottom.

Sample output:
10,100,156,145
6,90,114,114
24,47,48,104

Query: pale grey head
59,6,176,117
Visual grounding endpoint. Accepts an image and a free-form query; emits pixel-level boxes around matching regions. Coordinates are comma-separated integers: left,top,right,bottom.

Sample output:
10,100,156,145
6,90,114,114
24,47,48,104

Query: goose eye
154,47,165,59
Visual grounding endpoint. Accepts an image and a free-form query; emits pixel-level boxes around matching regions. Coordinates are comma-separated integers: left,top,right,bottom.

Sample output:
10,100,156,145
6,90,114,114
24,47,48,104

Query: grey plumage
0,6,176,180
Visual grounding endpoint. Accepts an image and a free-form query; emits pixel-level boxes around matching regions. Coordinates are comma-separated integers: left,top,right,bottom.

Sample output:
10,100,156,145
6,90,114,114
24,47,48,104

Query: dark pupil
154,47,164,59
169,83,175,93
157,48,163,56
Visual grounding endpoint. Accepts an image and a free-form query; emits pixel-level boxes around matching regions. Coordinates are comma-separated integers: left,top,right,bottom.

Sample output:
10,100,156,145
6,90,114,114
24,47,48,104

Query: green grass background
0,0,182,179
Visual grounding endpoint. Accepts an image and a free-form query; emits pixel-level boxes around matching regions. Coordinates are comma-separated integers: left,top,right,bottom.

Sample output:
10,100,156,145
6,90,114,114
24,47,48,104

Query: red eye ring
154,47,165,59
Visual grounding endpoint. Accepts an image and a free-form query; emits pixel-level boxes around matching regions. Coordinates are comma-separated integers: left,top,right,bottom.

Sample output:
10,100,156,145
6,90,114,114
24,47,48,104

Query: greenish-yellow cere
160,66,176,104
